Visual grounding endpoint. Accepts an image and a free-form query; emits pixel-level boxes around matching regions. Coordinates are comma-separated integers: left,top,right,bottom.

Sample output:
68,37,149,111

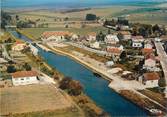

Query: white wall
145,80,159,88
12,76,39,86
132,42,142,48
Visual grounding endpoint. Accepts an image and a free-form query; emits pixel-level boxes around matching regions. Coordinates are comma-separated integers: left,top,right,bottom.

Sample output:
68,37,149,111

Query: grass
139,89,167,107
0,84,73,116
56,45,110,63
11,109,84,117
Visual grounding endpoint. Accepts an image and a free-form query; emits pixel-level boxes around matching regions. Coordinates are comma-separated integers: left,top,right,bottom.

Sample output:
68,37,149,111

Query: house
117,25,130,31
105,34,119,45
139,72,160,88
86,32,96,42
11,71,39,86
41,31,72,42
106,61,114,67
12,41,26,51
132,36,144,48
90,41,100,49
144,43,153,49
71,34,79,41
155,38,161,42
143,54,160,71
117,31,131,40
142,48,153,55
29,44,38,56
106,46,123,60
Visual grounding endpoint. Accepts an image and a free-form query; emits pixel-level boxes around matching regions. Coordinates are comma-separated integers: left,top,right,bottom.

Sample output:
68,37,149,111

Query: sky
1,0,166,8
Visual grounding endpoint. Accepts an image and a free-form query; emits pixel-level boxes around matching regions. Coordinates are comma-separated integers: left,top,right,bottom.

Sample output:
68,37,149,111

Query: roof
88,32,96,36
107,47,122,54
145,54,156,60
11,71,38,79
132,36,144,41
143,72,160,80
105,35,119,42
119,31,131,35
142,48,153,54
41,31,72,38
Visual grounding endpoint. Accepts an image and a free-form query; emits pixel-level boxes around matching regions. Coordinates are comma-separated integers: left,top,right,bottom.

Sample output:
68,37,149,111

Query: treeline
104,18,166,38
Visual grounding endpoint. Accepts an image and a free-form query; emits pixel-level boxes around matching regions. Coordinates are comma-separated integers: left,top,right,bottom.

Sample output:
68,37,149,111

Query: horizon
1,0,166,9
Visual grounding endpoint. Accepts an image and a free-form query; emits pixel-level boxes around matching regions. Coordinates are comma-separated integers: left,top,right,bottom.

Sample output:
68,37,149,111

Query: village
1,11,167,116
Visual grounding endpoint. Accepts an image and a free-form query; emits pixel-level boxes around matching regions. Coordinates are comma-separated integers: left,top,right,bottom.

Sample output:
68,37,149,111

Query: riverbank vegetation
59,77,109,117
120,90,167,115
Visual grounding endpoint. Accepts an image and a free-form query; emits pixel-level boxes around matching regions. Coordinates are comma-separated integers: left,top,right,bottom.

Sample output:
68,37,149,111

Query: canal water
11,31,147,116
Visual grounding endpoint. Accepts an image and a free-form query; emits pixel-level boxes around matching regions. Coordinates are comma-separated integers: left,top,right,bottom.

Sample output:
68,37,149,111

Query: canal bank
10,31,148,116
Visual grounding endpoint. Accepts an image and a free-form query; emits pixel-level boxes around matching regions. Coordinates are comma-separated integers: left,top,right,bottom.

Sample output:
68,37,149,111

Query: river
10,31,147,116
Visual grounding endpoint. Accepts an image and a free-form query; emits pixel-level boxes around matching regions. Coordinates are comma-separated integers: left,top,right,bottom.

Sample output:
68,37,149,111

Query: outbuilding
11,71,39,86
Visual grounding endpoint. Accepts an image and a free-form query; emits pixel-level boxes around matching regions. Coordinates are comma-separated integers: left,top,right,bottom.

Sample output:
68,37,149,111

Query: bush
7,65,16,73
59,77,83,96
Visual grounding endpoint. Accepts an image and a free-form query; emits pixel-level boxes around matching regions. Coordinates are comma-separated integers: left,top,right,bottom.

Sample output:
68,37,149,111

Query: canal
10,31,147,116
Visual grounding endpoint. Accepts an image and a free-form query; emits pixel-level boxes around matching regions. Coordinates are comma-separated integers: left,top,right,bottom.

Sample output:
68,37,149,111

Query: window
21,78,24,80
26,77,30,80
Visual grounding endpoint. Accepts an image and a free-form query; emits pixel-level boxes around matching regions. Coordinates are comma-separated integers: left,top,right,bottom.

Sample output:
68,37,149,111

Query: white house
139,72,160,88
41,31,72,42
144,43,153,49
105,34,119,45
155,38,161,42
12,42,26,51
71,34,79,41
90,41,100,49
106,61,114,67
132,36,144,48
29,44,38,56
117,31,131,40
11,71,39,86
86,32,96,42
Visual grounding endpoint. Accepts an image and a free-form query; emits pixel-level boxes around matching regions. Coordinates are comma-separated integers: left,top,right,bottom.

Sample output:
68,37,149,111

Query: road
1,44,12,61
154,41,167,96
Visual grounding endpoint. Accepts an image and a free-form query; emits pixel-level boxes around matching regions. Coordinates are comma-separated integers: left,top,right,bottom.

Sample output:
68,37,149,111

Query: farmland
0,84,84,117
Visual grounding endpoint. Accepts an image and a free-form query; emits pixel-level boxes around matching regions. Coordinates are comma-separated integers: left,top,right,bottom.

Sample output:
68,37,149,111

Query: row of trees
1,11,12,29
132,23,166,37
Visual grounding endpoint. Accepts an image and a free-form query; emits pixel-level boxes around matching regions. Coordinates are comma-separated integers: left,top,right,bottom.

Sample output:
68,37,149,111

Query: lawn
0,84,75,116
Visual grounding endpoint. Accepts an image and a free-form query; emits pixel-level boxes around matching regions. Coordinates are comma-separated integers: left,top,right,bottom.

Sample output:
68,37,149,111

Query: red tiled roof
142,48,153,54
42,31,72,38
107,48,122,54
119,31,131,35
11,71,38,78
143,72,160,80
132,36,144,40
145,53,155,60
88,32,96,36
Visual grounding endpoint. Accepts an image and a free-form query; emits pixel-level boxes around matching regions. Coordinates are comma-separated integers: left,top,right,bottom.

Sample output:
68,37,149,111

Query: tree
158,77,166,87
23,63,32,71
7,65,16,73
59,77,83,96
68,80,83,96
16,15,19,21
1,11,12,29
120,51,127,62
152,24,160,33
59,77,72,90
96,31,105,41
86,14,97,21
